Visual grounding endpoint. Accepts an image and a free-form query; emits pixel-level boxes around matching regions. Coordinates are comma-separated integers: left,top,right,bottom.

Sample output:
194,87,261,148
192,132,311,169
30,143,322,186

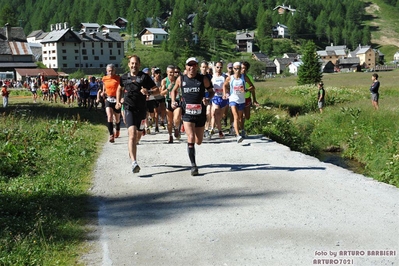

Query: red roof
15,68,59,77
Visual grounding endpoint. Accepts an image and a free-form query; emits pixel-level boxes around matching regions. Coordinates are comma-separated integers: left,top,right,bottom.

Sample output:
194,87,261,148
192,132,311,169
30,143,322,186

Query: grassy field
0,97,107,265
248,70,399,187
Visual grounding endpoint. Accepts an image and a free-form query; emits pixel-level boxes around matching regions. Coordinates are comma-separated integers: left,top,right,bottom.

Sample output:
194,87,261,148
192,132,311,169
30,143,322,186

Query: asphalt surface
81,126,399,266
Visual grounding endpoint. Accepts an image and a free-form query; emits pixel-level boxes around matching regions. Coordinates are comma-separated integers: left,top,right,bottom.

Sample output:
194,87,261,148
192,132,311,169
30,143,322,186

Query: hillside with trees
0,0,398,59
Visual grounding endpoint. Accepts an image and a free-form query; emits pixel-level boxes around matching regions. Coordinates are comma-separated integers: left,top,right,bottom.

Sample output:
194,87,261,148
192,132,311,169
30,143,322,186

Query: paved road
81,127,399,266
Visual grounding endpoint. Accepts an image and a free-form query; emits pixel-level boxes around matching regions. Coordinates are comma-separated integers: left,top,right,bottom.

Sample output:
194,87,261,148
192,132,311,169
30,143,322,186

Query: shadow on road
139,163,326,178
93,188,286,228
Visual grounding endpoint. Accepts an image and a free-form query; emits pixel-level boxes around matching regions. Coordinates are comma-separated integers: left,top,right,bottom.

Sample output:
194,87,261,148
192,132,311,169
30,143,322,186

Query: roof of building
15,68,59,77
27,30,49,40
8,42,33,55
40,28,124,43
100,24,121,30
80,23,101,29
274,57,294,65
273,4,296,12
236,31,255,40
252,52,268,60
0,26,27,42
338,57,360,64
114,17,128,23
138,28,168,37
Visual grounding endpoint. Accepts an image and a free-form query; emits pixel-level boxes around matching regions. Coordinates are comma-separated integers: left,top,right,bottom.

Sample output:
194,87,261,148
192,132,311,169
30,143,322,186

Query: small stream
316,151,366,175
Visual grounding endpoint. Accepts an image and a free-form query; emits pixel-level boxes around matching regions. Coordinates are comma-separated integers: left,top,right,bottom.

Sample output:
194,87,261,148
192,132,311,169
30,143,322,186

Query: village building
33,22,124,74
236,30,255,53
138,28,168,46
0,24,36,76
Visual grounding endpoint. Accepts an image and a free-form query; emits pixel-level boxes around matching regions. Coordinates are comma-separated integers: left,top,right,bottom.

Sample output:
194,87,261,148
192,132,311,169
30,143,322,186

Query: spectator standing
317,82,326,113
370,73,380,110
1,84,10,107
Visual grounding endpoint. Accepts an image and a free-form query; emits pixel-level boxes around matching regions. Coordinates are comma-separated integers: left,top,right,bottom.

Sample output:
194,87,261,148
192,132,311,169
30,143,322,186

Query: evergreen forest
0,0,398,58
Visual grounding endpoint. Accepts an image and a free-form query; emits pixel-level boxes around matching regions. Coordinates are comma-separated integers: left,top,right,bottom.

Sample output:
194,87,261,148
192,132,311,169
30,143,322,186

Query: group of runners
26,77,104,109
100,55,259,176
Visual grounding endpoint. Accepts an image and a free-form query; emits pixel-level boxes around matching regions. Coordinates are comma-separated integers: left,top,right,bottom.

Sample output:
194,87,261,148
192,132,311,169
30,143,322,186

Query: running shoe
114,130,120,138
132,162,140,173
174,127,179,138
168,135,173,143
241,129,247,138
219,131,225,139
146,128,151,135
155,126,159,133
191,166,199,176
161,122,166,130
229,126,234,135
236,135,244,143
204,130,209,138
109,135,115,143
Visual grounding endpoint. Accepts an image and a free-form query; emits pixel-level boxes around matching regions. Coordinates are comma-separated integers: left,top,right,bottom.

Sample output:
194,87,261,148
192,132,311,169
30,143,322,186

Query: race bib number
185,104,202,115
107,97,117,103
233,85,244,93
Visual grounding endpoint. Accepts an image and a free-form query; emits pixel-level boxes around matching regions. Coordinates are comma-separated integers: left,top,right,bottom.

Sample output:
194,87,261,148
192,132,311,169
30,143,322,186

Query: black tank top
181,74,206,104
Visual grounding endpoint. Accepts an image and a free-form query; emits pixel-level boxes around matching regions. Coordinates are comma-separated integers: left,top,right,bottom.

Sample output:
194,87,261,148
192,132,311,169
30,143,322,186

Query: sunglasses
187,62,198,67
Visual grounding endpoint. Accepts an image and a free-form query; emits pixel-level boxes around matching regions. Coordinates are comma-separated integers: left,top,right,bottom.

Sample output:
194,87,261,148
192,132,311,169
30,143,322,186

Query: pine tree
297,41,322,86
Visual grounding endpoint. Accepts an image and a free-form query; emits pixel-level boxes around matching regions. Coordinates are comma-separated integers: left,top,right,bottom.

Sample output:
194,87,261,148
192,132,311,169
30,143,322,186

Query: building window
100,43,103,48
110,50,113,55
115,64,118,67
75,43,77,46
62,49,66,53
52,57,56,60
92,49,95,55
75,64,80,67
108,43,113,48
75,56,78,60
83,56,88,60
117,43,121,48
110,56,116,60
43,51,47,54
101,50,103,55
63,64,67,67
82,42,85,48
82,49,87,55
62,43,65,46
52,43,55,46
43,43,46,47
118,50,120,55
44,57,47,60
52,50,56,54
94,56,99,60
100,64,103,68
92,42,94,48
63,56,67,60
75,50,78,53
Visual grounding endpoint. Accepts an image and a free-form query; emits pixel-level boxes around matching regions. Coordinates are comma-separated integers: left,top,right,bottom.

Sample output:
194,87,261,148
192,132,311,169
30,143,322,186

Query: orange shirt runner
102,75,120,97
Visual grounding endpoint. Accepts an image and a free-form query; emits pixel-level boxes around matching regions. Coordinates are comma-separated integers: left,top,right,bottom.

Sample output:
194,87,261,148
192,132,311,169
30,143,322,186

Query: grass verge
247,71,399,187
0,98,106,265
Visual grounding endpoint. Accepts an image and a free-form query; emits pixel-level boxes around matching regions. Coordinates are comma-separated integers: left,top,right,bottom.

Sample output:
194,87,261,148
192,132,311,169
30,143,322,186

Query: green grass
0,98,106,265
247,70,399,187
